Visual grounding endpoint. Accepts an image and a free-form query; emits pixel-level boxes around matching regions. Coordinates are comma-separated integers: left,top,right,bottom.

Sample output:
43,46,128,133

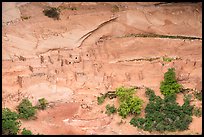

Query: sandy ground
2,2,202,135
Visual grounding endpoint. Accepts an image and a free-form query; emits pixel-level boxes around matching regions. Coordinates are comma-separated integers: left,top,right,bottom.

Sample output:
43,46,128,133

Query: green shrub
37,98,48,110
43,7,60,20
193,91,202,101
116,86,135,102
17,98,37,120
145,88,155,97
160,68,182,96
2,108,21,135
130,88,193,132
130,117,146,129
193,107,202,117
97,87,143,118
117,101,131,118
128,97,143,115
116,87,143,118
21,128,33,135
182,94,193,116
105,104,117,116
97,91,117,105
97,95,106,105
162,57,174,62
145,88,162,102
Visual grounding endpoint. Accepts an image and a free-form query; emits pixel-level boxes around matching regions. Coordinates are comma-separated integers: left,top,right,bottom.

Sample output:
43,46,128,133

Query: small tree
37,98,48,110
2,108,21,135
130,88,194,132
160,68,182,96
17,98,36,120
117,101,131,118
116,86,135,102
116,87,143,118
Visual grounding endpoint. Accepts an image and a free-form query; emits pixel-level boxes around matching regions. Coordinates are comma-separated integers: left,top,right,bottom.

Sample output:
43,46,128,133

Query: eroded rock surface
2,2,202,135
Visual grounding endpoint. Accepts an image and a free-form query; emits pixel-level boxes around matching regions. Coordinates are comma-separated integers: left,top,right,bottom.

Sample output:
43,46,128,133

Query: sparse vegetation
43,7,60,20
193,107,202,117
97,94,106,105
117,57,160,63
105,91,117,99
162,56,181,62
180,87,191,94
21,16,31,20
2,108,21,135
68,7,77,10
105,104,117,116
17,98,37,120
117,119,124,125
59,6,77,10
21,128,33,135
160,68,182,96
122,33,202,40
37,98,48,110
97,91,117,105
193,91,202,101
2,98,47,135
163,57,174,62
112,5,120,12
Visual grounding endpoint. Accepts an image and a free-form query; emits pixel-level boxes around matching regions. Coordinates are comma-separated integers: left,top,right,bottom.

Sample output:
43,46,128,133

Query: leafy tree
116,87,143,118
130,88,194,132
17,98,37,120
117,101,131,118
160,68,182,96
3,98,47,135
128,97,143,115
2,108,21,135
116,86,135,102
130,117,146,129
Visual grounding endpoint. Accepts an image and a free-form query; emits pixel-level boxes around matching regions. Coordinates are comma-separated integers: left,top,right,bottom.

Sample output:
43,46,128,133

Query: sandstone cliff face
2,2,202,135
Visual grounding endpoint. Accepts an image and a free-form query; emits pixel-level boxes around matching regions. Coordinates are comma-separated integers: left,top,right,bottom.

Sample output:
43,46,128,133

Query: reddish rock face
2,2,202,135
